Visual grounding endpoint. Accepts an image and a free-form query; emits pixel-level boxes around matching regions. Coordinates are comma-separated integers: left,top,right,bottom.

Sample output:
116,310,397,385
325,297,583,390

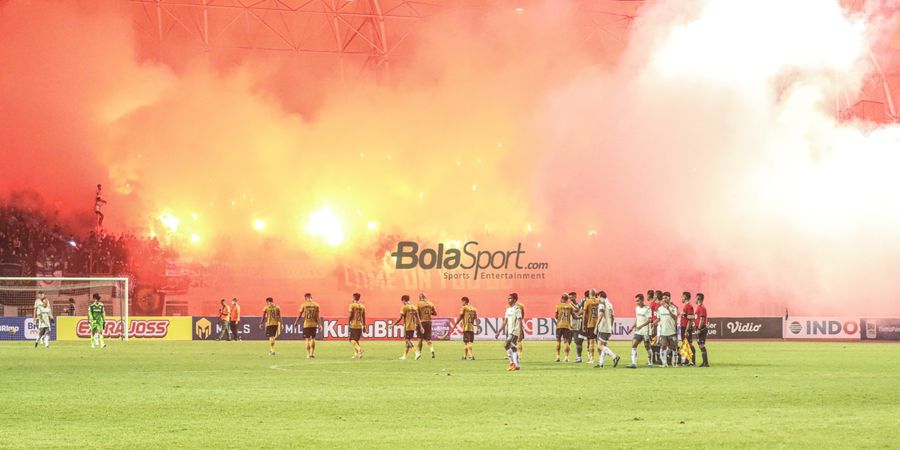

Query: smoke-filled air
1,0,898,316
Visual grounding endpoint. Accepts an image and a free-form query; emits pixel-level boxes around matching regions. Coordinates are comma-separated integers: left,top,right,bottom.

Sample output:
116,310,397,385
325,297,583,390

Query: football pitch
2,340,898,449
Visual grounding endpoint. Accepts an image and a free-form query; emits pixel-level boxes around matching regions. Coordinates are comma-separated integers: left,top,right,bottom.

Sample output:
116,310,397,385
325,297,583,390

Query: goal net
0,277,129,342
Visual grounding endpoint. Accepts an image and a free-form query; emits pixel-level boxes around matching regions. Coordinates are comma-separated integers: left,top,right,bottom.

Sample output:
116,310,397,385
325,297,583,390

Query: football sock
701,348,708,365
511,351,519,366
506,349,513,362
631,348,637,365
647,349,654,364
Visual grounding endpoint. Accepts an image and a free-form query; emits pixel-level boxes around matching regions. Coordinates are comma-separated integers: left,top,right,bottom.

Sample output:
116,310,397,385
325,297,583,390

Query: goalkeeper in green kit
88,293,107,348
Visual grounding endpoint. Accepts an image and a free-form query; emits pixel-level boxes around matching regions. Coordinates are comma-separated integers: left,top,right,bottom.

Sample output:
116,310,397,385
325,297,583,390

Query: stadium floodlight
0,277,130,341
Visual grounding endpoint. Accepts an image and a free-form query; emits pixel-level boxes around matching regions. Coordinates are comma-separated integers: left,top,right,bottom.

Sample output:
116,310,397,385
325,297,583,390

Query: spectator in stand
0,204,168,281
0,205,170,316
66,298,76,316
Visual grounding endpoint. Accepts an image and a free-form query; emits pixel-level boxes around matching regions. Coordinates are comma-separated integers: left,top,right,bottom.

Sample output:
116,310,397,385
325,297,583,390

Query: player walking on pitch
416,293,437,359
626,293,654,368
594,291,620,368
495,293,523,371
554,294,576,362
348,293,366,359
695,293,710,367
34,297,53,349
294,293,321,358
453,296,478,360
260,297,282,356
397,295,422,360
88,293,107,348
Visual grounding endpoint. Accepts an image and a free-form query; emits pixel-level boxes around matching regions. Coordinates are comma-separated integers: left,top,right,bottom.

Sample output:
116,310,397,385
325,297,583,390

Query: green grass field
2,340,898,449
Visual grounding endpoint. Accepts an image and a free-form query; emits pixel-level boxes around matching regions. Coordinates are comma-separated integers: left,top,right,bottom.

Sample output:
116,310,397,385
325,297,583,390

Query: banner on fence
190,316,639,341
704,317,783,339
191,316,454,341
0,317,56,341
56,316,192,340
860,318,900,341
783,317,859,339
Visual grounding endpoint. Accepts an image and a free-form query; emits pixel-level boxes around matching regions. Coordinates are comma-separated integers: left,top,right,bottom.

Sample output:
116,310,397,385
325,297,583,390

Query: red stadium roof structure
130,0,897,122
128,0,641,80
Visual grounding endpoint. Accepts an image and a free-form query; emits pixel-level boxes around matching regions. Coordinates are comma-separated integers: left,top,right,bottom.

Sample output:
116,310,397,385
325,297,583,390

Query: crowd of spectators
0,205,169,280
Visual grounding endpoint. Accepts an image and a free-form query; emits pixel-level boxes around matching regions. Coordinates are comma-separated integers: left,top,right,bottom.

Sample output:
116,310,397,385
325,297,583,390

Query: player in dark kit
680,292,696,366
695,293,709,367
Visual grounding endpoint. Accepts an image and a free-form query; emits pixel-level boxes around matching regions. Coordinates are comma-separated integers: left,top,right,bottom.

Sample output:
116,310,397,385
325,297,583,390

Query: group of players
32,292,108,349
33,288,709,371
552,289,710,369
254,288,710,371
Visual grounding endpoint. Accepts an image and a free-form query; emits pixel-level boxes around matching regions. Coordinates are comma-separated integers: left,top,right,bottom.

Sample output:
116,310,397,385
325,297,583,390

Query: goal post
0,277,130,341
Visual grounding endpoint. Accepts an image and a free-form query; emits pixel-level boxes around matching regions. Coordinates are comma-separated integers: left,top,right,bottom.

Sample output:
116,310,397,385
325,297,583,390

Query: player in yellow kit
416,293,437,359
396,295,422,360
452,296,478,360
348,293,366,359
554,294,577,362
293,293,321,359
581,290,601,364
259,297,282,356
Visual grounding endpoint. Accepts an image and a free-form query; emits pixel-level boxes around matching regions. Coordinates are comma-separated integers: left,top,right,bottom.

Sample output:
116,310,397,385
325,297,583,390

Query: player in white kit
34,297,53,349
626,293,654,368
495,293,523,371
593,291,620,368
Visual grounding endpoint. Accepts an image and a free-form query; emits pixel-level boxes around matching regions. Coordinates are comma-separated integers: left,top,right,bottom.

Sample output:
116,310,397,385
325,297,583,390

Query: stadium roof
129,0,897,122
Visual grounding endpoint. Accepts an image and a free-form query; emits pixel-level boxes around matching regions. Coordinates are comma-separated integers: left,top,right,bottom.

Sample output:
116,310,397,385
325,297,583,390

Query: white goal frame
0,277,130,341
